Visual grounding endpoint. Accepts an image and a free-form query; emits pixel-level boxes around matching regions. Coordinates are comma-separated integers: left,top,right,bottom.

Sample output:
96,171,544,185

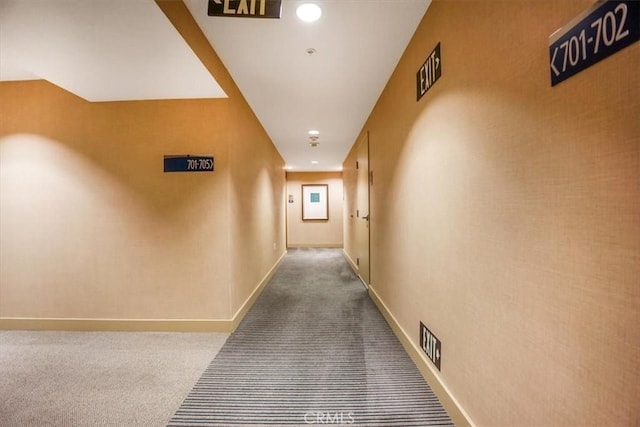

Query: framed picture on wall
302,184,329,220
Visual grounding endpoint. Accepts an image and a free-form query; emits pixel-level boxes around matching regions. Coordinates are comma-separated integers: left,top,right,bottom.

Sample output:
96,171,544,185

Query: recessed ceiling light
311,160,319,165
296,3,322,22
308,129,320,136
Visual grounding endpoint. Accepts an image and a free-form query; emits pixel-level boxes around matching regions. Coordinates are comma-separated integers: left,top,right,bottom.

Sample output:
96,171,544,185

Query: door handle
362,215,369,221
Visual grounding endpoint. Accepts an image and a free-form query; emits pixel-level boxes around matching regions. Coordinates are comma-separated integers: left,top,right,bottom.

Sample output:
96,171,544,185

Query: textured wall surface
344,0,639,425
0,1,286,323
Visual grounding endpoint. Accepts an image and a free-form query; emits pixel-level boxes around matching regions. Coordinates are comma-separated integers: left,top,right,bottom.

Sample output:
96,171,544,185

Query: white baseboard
368,285,475,427
287,243,343,248
230,250,287,330
342,249,358,272
0,317,233,332
342,250,368,289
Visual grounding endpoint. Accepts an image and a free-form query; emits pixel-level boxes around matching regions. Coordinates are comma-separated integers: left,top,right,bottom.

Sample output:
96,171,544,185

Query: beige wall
344,1,639,425
228,100,286,315
0,83,231,320
0,1,285,327
286,172,343,248
156,0,287,320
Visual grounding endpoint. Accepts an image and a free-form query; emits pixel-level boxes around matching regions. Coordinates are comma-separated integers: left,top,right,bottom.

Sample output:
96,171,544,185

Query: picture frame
302,184,329,220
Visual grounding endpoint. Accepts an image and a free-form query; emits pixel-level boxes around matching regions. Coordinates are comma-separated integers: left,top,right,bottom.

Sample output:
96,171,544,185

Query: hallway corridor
3,1,637,424
0,249,452,426
169,248,453,426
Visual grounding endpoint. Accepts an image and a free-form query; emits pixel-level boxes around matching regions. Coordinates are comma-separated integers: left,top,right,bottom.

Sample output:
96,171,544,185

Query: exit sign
420,322,441,371
416,42,442,101
208,0,282,19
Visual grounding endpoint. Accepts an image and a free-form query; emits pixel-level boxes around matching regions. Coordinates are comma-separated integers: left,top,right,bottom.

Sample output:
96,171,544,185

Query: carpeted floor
0,331,228,426
169,248,454,426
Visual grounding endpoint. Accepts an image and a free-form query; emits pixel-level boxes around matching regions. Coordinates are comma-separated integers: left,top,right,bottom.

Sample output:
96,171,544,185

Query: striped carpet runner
169,248,453,426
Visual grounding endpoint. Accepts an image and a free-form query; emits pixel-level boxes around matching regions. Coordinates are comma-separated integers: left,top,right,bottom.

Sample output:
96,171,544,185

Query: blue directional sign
164,155,214,173
549,0,640,86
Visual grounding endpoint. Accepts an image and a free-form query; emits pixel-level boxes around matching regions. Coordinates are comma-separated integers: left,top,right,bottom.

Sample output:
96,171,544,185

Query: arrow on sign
550,46,560,77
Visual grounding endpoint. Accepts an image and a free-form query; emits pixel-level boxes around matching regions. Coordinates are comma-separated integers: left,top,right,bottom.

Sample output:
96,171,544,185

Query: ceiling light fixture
308,129,320,135
296,3,322,22
311,160,319,165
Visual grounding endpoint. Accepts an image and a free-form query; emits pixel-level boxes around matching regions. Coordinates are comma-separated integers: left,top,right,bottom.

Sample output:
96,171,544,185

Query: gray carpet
169,248,453,426
0,331,228,426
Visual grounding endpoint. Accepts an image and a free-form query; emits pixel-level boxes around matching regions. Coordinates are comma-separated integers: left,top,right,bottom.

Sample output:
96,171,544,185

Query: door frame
355,131,371,288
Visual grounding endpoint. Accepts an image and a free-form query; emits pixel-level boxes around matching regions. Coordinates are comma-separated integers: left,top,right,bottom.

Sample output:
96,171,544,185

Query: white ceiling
186,0,430,171
0,0,226,101
0,0,431,171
